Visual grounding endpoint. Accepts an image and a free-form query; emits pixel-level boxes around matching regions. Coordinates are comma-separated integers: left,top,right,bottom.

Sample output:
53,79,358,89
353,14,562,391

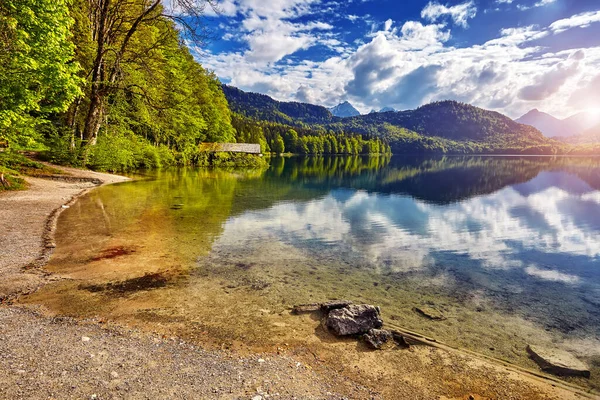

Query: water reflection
27,155,600,388
214,156,600,335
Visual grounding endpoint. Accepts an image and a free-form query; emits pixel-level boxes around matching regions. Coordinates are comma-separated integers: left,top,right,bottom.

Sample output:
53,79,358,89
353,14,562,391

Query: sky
192,0,600,119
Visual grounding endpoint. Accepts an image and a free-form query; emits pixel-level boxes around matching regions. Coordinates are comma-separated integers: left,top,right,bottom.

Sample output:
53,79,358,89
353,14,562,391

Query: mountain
346,101,547,144
379,107,396,113
564,123,600,144
516,109,600,138
222,85,335,125
223,86,556,154
329,101,360,117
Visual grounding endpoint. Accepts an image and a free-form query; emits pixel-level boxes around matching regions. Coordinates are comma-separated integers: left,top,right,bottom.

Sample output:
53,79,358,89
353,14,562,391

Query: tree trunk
82,92,104,146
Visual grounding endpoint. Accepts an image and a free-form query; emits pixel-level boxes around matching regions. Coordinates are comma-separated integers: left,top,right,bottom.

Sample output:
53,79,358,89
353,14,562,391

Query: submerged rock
415,306,445,320
527,345,590,378
363,329,392,349
326,304,383,336
320,300,353,312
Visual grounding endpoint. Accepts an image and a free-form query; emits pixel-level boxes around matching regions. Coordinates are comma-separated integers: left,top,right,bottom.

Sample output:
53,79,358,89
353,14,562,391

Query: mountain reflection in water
29,155,600,389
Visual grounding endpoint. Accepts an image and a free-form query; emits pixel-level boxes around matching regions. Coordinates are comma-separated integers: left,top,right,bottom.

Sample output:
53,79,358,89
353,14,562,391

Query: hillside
516,109,600,138
223,86,557,154
565,123,600,144
222,85,336,125
332,101,551,152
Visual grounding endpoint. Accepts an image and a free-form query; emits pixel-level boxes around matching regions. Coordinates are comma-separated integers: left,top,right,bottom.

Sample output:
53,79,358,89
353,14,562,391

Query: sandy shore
0,164,596,399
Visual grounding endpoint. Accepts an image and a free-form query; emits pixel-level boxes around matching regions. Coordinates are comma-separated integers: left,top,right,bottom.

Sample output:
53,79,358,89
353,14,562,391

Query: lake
25,155,600,389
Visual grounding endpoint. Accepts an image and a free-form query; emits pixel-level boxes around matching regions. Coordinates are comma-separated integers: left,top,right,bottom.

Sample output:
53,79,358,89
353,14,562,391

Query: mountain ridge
516,109,600,138
223,85,558,154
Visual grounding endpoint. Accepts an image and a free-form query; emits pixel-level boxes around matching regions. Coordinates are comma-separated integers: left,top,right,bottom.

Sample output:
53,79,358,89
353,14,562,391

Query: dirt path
0,165,596,399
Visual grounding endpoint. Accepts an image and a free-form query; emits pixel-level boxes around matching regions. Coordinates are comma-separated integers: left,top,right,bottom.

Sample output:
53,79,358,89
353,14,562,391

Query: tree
0,0,81,146
272,134,285,154
77,0,217,147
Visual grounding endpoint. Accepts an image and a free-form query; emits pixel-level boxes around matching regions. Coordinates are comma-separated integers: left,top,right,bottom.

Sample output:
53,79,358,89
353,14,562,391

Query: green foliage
0,0,81,146
222,85,335,125
86,131,176,172
195,152,269,168
0,150,66,191
39,0,237,171
230,113,390,156
272,135,285,154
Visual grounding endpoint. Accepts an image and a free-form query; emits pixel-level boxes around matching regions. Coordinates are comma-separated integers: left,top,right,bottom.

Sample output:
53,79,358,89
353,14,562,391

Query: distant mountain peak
329,101,360,118
516,109,600,138
379,106,396,113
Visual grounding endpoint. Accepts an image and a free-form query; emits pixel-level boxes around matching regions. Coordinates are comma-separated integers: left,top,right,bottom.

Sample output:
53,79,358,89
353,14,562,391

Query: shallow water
26,155,600,389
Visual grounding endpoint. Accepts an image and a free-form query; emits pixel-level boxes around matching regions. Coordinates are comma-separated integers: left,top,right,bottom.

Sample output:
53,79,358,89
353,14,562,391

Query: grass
0,150,64,192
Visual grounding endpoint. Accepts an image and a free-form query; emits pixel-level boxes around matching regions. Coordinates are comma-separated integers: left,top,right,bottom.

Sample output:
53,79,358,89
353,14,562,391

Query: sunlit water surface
26,156,600,388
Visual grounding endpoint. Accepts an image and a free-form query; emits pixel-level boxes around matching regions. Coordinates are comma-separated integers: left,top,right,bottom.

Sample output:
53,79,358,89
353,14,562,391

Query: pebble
82,336,91,342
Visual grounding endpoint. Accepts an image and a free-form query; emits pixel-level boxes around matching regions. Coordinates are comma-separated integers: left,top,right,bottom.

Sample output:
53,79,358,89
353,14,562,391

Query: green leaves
0,0,81,146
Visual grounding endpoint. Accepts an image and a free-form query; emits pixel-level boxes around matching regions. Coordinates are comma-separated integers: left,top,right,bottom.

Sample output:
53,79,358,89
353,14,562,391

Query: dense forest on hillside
223,88,568,154
231,113,390,155
223,85,336,126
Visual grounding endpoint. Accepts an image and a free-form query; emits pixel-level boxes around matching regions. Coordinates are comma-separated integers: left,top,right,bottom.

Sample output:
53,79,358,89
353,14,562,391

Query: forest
0,0,388,182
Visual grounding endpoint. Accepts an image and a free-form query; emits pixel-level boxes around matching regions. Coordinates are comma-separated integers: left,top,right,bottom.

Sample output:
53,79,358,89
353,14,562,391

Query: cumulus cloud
517,0,556,11
421,1,477,28
198,0,600,118
518,60,580,101
569,74,600,109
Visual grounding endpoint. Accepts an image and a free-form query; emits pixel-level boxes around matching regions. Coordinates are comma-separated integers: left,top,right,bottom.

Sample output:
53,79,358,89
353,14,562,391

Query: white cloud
549,10,600,34
198,2,600,118
421,1,477,28
517,0,556,11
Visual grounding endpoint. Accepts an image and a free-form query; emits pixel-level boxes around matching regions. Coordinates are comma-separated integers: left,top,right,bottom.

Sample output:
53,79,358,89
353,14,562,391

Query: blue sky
194,0,600,118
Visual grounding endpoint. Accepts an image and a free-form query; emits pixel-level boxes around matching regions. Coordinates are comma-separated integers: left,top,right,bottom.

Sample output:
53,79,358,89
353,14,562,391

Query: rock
110,371,119,379
390,331,410,348
415,306,445,320
320,300,353,312
527,345,590,378
81,336,91,342
326,304,383,336
291,303,321,314
363,329,392,349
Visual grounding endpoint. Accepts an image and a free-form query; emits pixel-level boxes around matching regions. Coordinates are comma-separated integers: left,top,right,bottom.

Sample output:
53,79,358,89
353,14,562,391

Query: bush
195,151,269,168
43,131,85,167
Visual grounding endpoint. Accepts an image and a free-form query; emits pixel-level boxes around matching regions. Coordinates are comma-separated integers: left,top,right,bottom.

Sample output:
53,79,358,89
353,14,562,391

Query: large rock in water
527,345,590,378
326,304,383,336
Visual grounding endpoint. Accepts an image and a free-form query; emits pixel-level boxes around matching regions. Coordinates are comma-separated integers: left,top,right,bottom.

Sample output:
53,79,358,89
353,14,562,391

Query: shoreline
0,163,596,399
